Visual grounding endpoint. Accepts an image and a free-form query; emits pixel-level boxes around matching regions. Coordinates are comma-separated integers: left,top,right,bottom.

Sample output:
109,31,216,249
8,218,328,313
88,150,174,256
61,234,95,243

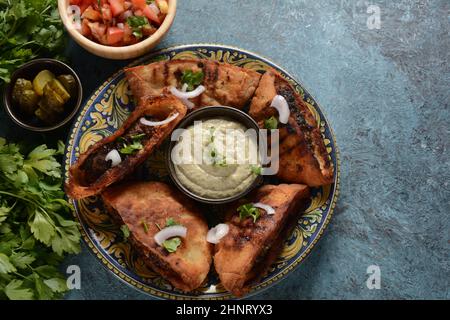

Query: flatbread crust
66,95,187,199
125,59,261,109
214,184,310,297
102,181,212,292
249,70,334,186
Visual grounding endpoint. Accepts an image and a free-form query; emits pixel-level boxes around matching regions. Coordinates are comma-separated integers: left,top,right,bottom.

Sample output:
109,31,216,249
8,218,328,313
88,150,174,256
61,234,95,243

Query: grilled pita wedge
249,70,334,186
66,96,186,199
214,184,310,297
125,59,261,109
102,181,212,292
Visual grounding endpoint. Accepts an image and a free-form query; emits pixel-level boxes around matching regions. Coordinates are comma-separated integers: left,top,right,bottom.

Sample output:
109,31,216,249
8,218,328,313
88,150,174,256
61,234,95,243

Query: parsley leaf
237,203,261,223
0,138,81,300
166,218,179,227
250,165,262,175
162,237,181,253
126,16,149,39
0,0,68,85
264,116,278,130
181,70,204,91
119,134,145,155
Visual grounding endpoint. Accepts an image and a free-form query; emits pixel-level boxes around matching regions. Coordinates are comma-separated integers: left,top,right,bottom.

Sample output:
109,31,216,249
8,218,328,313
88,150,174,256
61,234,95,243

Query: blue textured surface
1,0,449,299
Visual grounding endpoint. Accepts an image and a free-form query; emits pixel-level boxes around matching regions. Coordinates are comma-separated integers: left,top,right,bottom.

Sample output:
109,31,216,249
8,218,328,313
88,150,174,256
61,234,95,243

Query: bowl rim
58,0,177,54
166,106,264,204
2,58,83,132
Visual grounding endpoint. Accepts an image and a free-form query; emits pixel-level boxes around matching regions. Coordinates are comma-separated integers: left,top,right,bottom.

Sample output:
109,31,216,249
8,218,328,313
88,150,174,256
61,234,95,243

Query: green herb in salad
237,203,260,223
0,0,68,85
0,137,81,300
126,16,149,39
181,70,204,91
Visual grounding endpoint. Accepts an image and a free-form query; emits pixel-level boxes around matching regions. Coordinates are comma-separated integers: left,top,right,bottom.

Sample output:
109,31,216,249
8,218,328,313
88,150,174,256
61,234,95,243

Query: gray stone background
1,0,448,299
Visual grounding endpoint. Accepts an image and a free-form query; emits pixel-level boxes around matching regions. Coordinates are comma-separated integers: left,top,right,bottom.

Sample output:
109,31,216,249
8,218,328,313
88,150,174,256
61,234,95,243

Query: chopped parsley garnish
126,16,149,39
210,148,217,158
264,116,278,130
181,70,204,91
166,218,179,227
163,237,181,253
119,133,145,155
120,225,130,239
161,218,182,253
238,203,260,223
141,221,149,233
250,165,262,175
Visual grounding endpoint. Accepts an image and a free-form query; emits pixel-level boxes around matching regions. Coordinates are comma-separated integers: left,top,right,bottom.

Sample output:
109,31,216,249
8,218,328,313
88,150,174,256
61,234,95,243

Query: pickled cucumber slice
19,89,40,115
35,104,59,125
57,75,76,96
48,79,70,102
41,84,65,114
12,78,33,103
33,70,55,96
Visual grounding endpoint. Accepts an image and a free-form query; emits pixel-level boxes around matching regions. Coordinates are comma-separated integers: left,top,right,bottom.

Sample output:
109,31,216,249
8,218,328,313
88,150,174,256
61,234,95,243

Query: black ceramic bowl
166,106,263,204
3,58,82,132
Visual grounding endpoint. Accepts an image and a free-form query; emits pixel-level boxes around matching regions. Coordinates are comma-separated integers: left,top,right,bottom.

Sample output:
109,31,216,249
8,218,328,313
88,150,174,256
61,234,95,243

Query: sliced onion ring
140,112,179,126
181,83,188,92
170,85,205,99
105,149,121,167
206,224,229,244
253,202,275,215
270,95,290,124
154,225,187,246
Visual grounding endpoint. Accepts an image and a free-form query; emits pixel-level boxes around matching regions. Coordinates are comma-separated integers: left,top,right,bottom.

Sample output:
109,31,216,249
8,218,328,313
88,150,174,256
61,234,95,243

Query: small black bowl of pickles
3,58,82,132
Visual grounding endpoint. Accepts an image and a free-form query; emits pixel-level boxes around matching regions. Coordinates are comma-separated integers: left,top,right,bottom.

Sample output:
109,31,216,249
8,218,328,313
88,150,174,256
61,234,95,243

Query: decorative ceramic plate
64,44,340,299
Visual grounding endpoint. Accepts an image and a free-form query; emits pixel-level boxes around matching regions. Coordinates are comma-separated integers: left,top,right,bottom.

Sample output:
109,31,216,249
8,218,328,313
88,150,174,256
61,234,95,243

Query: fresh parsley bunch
0,138,80,300
0,0,67,85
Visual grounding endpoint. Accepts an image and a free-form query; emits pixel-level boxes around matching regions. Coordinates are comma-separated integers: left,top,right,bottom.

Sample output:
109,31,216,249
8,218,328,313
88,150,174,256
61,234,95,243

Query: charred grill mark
274,78,316,154
163,63,169,86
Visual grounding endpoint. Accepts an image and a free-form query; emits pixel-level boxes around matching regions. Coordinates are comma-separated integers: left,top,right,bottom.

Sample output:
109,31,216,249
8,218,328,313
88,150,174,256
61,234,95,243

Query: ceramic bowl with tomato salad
58,0,177,60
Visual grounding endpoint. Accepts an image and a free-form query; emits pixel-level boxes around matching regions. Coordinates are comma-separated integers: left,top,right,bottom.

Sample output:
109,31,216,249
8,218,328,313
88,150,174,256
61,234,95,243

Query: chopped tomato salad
69,0,169,46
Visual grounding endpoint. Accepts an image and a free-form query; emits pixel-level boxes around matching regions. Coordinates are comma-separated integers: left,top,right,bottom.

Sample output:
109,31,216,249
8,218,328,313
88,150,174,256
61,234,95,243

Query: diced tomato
143,5,160,25
88,22,107,44
101,4,112,22
109,0,125,17
81,18,92,37
82,5,102,21
69,0,82,5
106,27,124,45
134,9,143,16
131,0,146,10
78,0,96,13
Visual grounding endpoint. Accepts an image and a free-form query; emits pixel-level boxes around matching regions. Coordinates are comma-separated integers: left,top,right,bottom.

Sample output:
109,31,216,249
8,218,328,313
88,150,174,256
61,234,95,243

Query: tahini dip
172,118,260,199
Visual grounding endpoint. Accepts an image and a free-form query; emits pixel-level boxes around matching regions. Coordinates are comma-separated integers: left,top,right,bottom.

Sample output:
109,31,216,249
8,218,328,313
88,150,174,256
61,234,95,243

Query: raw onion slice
253,202,275,215
181,83,188,92
140,112,179,126
270,95,290,124
105,149,121,167
149,2,160,15
154,225,187,246
117,23,124,30
206,224,229,244
170,85,205,99
123,10,133,20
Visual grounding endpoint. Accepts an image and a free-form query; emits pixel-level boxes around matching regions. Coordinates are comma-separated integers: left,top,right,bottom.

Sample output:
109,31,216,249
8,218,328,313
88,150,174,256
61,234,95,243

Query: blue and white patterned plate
64,44,340,299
